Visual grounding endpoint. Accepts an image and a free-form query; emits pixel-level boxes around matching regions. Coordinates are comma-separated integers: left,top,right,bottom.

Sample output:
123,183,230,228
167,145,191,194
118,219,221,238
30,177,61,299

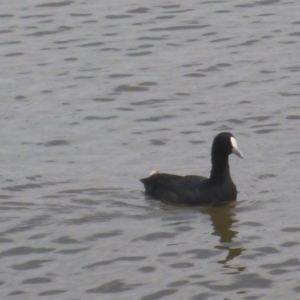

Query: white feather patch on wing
149,170,159,176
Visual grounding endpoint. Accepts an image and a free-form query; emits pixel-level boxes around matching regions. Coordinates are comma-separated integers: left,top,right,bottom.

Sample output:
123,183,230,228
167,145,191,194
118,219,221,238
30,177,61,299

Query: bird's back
140,173,209,205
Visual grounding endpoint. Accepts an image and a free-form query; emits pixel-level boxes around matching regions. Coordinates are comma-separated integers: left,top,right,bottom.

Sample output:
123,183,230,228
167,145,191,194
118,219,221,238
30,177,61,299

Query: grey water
0,0,300,299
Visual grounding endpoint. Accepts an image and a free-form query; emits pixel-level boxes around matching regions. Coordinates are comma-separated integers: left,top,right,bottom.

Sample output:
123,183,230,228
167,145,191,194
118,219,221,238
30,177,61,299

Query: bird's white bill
230,137,243,159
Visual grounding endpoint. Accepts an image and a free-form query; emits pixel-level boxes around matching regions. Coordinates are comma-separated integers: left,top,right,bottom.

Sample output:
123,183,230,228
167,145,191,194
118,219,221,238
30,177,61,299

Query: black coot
140,132,243,205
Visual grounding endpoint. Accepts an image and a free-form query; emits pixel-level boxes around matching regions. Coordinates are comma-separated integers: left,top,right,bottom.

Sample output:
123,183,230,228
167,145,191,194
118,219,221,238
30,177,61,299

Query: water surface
1,0,300,299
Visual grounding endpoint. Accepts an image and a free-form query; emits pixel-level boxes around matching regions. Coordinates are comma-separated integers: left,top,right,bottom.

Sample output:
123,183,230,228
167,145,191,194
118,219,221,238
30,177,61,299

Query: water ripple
1,0,300,298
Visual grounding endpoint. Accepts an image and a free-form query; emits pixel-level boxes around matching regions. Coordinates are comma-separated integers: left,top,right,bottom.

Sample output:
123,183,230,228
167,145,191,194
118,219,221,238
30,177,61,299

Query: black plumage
140,132,243,205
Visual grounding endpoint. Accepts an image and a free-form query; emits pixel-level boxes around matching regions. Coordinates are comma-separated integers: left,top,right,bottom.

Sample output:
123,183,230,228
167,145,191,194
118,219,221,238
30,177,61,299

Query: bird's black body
140,132,242,205
141,173,237,205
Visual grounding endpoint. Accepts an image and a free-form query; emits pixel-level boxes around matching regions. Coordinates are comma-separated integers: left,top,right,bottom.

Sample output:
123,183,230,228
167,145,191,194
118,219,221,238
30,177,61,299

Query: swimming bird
140,132,243,205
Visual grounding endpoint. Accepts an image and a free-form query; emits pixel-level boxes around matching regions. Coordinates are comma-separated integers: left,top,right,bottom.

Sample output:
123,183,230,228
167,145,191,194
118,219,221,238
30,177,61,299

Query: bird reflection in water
201,203,246,274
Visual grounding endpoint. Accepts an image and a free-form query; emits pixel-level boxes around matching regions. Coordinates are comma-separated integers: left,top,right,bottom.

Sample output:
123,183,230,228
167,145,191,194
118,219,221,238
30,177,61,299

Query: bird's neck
209,155,232,183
